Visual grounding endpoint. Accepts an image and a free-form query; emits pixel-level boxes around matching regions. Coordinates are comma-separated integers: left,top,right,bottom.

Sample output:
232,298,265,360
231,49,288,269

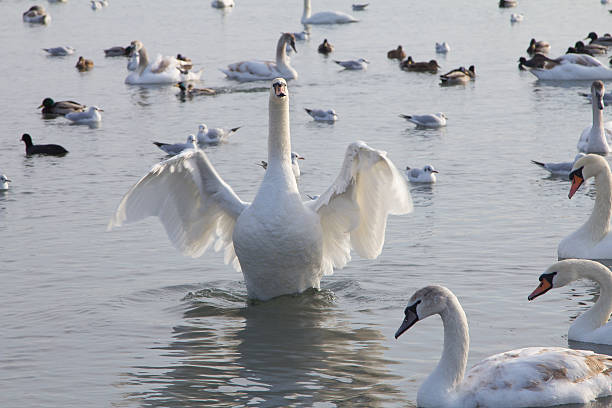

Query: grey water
2,0,612,406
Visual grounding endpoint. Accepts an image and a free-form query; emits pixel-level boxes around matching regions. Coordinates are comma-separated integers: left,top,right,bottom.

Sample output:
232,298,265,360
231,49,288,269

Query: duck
577,81,612,154
21,133,68,156
75,56,94,71
387,45,406,60
585,32,612,47
108,78,413,301
559,154,612,260
518,53,548,70
305,108,338,122
196,124,241,145
175,82,216,96
65,106,103,125
38,98,86,116
318,39,334,55
396,285,612,408
153,134,198,156
439,65,475,85
527,54,612,80
526,38,550,54
104,45,133,57
399,113,447,128
0,175,12,191
175,54,193,70
23,5,50,24
211,0,234,8
566,45,594,57
43,46,75,56
575,41,607,55
400,58,440,73
301,0,358,24
221,33,297,82
125,40,203,85
510,13,524,22
352,3,368,10
498,0,517,7
405,165,438,183
435,42,450,54
258,152,304,178
531,153,586,177
529,259,612,345
334,58,369,70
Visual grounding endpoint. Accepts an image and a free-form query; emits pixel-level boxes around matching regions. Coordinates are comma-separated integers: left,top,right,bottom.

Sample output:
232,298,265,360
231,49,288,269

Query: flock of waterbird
13,0,612,406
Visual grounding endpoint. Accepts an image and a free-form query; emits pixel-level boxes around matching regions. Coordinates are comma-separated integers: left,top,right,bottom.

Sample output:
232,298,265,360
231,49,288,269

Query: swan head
395,286,454,339
528,259,608,301
282,33,297,53
568,154,609,198
423,165,438,174
592,80,605,110
271,78,288,99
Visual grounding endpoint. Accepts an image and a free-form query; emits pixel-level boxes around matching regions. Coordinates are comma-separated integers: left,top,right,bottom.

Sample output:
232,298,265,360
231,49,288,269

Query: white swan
559,154,612,260
125,41,202,85
0,175,12,191
528,259,612,345
196,124,241,145
108,78,412,301
65,106,102,124
405,165,438,183
153,135,198,156
396,285,612,408
301,0,358,24
529,54,612,80
577,81,612,154
221,33,297,82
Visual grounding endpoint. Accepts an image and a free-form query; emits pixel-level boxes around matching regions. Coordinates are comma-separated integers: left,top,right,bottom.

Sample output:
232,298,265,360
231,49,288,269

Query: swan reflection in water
121,284,403,407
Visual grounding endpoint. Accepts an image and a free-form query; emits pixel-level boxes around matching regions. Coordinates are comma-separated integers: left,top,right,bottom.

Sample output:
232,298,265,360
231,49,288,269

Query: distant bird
585,32,612,47
90,0,101,10
292,31,309,41
352,3,368,10
401,58,440,73
175,82,216,96
531,153,586,177
175,54,193,70
318,39,334,55
510,13,524,23
258,152,304,178
399,113,447,128
23,5,50,24
567,45,594,57
211,0,234,8
498,0,517,7
387,45,406,60
43,46,75,56
301,0,358,24
305,108,338,121
406,165,438,183
76,56,94,71
153,134,198,155
0,175,12,191
440,65,475,85
65,106,103,124
21,133,68,156
435,42,450,54
334,58,369,70
104,45,133,57
196,124,241,145
38,98,86,116
527,38,550,54
579,89,612,104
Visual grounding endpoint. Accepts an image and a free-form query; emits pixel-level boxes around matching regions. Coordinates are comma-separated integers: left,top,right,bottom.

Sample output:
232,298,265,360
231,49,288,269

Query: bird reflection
121,288,403,407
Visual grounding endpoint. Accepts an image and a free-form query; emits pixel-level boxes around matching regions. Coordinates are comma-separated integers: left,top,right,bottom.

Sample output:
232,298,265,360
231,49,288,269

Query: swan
108,78,413,301
257,152,304,179
65,106,102,124
528,54,612,80
395,285,612,408
405,165,438,183
153,134,198,156
531,153,586,177
301,0,358,24
221,33,297,82
528,259,612,345
305,108,338,122
399,113,447,128
577,81,612,154
196,124,241,145
559,154,612,259
125,40,202,85
0,175,12,191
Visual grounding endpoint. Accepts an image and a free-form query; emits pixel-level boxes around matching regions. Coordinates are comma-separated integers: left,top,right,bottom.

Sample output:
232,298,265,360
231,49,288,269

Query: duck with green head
38,97,86,115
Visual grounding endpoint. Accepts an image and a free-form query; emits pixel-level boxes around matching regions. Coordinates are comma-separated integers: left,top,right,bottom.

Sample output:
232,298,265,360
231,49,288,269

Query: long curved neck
420,297,469,402
583,169,612,242
302,0,311,21
268,98,291,166
276,36,289,70
137,47,149,75
570,262,612,336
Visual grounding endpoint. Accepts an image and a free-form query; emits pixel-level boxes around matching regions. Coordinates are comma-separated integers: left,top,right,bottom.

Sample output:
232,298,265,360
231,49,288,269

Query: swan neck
584,170,612,241
302,0,311,20
570,263,612,335
593,100,604,131
268,97,291,166
138,47,149,75
276,36,289,67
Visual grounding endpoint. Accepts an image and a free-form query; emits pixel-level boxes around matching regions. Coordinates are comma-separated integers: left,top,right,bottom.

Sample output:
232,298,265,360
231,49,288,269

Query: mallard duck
104,45,133,57
518,53,548,70
527,38,550,54
401,58,439,73
318,39,333,55
439,65,475,85
387,45,406,60
175,82,216,96
575,40,607,55
76,56,94,71
23,5,50,24
38,98,86,115
585,32,612,47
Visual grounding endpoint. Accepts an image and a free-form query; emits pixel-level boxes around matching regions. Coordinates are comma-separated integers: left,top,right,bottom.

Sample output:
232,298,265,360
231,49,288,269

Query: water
2,0,612,406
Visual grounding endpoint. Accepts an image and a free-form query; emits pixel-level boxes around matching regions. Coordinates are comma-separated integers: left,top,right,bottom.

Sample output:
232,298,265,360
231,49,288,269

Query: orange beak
568,173,584,199
528,277,552,301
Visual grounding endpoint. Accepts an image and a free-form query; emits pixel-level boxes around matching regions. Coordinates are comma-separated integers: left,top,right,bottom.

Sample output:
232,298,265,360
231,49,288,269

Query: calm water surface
2,0,612,406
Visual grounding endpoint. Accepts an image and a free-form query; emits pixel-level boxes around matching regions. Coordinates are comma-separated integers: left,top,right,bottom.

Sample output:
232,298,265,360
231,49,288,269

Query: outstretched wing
306,141,413,275
108,149,249,271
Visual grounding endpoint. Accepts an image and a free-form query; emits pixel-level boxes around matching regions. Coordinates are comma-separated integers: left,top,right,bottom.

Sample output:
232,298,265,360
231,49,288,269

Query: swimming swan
529,54,612,80
577,81,612,155
301,0,358,24
529,259,612,345
108,78,412,301
396,285,612,408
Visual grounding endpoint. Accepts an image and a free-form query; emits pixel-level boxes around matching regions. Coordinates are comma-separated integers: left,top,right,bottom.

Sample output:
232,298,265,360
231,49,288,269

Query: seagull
334,58,369,70
65,106,102,124
21,133,68,156
43,46,75,56
406,165,438,183
435,42,450,54
153,134,198,155
305,108,338,121
0,175,12,191
258,152,304,178
399,113,447,128
196,124,241,145
108,78,413,301
531,153,586,177
510,13,524,23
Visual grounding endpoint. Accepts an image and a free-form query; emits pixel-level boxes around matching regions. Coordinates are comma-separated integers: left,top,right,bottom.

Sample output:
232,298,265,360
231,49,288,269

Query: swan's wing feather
310,141,412,274
227,60,276,76
108,150,248,270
